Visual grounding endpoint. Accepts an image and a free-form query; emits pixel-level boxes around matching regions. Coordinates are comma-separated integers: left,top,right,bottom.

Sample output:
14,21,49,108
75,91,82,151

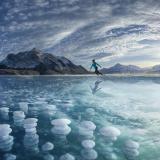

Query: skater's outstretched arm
90,64,93,70
96,63,101,68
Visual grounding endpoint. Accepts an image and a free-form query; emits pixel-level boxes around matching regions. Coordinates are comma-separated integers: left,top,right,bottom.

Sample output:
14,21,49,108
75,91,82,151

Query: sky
0,0,160,68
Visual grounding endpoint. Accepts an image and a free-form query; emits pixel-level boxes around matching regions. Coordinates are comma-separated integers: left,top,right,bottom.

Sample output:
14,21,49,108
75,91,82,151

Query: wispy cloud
0,0,160,67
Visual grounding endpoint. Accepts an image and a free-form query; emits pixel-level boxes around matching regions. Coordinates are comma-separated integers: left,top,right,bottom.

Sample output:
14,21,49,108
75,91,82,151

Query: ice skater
90,59,103,75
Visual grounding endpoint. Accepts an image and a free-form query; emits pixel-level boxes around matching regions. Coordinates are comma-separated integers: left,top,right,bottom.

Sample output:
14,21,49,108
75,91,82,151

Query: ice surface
42,105,57,116
0,76,160,160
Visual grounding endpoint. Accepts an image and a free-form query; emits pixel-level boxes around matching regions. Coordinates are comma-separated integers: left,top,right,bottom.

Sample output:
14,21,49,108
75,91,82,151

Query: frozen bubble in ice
24,118,38,125
24,128,37,134
13,111,25,126
79,128,94,138
0,107,9,120
124,140,139,150
24,118,38,134
0,107,9,112
0,124,12,136
43,154,54,160
24,123,37,129
19,102,28,114
123,140,140,158
105,153,117,160
100,127,121,141
51,125,71,135
4,153,16,160
51,119,71,126
86,108,95,116
24,133,39,152
42,142,54,152
24,134,39,145
80,121,96,131
0,135,14,152
79,121,96,138
81,140,95,149
13,111,25,118
81,149,98,160
0,135,13,144
124,148,139,157
60,153,75,160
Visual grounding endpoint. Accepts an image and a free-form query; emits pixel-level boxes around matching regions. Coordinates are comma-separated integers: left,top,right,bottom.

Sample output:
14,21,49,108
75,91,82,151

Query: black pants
95,67,102,75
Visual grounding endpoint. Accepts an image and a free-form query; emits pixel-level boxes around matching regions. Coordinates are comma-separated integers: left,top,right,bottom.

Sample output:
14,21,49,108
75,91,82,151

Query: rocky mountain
0,48,89,75
100,63,142,74
100,63,160,74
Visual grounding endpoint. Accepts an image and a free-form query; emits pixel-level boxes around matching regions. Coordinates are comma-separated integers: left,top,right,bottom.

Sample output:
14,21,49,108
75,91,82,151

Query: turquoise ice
0,75,160,160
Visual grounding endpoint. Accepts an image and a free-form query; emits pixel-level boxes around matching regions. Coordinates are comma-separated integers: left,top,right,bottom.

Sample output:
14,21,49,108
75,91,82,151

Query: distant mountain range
100,63,160,74
0,48,89,75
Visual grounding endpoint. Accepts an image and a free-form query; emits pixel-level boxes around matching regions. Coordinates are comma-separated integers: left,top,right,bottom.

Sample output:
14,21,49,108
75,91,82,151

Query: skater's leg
97,69,103,75
95,67,99,75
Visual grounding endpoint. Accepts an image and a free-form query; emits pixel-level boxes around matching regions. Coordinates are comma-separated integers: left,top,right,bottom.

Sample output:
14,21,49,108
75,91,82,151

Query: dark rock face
0,48,89,75
0,69,39,75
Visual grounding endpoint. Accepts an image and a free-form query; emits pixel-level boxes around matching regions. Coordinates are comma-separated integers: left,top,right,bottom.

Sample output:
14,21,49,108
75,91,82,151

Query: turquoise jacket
90,62,101,70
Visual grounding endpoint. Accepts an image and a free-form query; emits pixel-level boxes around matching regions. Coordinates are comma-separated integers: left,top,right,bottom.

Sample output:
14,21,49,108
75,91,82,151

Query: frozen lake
0,75,160,160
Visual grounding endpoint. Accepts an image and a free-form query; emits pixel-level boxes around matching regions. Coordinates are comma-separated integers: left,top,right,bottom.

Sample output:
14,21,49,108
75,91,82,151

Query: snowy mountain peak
31,48,42,53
